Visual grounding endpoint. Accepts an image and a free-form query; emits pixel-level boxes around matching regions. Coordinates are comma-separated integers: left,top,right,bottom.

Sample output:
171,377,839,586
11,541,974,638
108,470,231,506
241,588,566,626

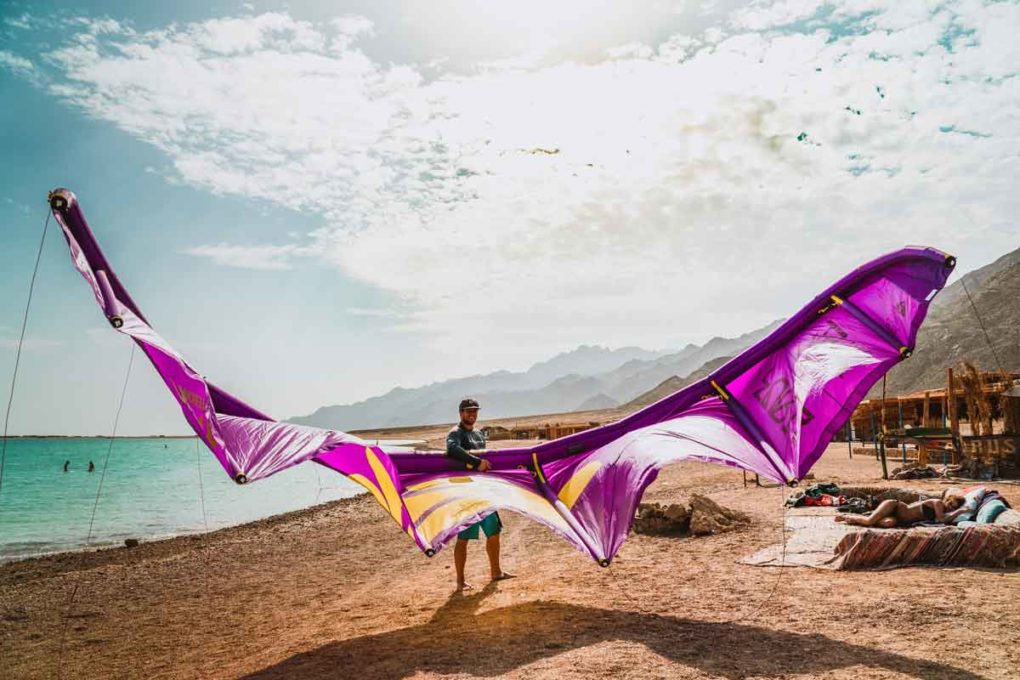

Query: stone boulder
634,495,749,536
688,494,751,536
633,502,691,535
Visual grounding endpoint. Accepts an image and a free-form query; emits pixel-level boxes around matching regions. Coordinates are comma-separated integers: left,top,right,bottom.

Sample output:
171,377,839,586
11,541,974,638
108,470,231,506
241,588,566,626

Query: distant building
483,421,602,441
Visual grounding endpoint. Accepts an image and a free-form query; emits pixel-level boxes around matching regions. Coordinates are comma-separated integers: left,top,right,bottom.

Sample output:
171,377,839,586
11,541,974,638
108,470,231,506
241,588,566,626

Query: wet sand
1,443,1017,679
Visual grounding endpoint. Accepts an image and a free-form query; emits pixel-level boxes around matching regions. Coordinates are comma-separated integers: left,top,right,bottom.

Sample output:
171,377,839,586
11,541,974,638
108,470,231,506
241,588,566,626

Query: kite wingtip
598,558,611,568
47,188,76,211
234,473,248,485
424,548,436,558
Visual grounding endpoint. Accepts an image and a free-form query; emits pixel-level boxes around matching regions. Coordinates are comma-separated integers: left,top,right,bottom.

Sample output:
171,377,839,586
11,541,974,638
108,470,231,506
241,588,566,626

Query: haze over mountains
291,244,1020,431
290,322,783,430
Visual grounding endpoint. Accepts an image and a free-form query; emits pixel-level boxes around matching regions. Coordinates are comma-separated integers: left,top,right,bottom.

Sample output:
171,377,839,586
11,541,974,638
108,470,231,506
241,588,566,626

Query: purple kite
48,188,955,566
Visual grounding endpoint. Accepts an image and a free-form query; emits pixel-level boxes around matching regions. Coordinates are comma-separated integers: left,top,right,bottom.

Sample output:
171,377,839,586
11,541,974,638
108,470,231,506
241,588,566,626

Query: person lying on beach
446,398,515,591
834,492,967,528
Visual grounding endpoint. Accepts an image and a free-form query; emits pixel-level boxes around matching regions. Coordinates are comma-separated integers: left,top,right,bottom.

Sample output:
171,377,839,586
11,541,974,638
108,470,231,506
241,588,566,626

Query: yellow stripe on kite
406,478,446,492
404,489,457,522
417,498,493,543
349,473,388,512
366,447,404,525
532,452,547,484
557,461,602,509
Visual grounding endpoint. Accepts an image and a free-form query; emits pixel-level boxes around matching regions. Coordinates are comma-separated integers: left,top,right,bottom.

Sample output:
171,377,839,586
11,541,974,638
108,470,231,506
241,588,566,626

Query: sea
0,437,417,562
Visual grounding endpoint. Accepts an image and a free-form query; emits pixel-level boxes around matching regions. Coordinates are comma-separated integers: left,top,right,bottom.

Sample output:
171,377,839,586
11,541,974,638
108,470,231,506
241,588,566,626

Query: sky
1,0,1017,435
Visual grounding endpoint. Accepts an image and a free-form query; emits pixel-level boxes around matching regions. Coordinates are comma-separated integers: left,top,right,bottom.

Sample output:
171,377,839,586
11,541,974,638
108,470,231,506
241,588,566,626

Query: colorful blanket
741,509,1020,570
829,523,1020,570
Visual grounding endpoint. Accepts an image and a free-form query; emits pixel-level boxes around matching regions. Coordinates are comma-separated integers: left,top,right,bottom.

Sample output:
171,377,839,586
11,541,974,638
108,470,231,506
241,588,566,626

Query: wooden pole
898,398,906,462
870,411,877,454
948,367,960,463
922,391,931,428
879,375,889,479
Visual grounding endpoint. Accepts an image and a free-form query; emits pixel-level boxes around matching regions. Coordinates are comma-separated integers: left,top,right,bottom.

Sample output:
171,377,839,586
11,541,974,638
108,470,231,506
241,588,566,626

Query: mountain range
290,323,782,430
291,244,1020,431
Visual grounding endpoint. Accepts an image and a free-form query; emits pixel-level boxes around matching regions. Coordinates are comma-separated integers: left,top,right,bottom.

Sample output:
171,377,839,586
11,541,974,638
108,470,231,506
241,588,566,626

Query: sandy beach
2,442,1017,680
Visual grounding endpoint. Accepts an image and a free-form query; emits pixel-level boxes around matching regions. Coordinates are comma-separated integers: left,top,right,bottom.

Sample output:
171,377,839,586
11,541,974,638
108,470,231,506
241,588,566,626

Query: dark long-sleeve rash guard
445,424,486,470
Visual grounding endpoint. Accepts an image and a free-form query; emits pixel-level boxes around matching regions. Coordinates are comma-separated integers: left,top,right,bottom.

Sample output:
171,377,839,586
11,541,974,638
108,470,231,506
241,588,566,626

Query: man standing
446,398,513,590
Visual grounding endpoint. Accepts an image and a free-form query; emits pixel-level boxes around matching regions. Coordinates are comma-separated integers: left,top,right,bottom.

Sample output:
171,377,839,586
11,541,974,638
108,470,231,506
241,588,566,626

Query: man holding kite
446,398,514,590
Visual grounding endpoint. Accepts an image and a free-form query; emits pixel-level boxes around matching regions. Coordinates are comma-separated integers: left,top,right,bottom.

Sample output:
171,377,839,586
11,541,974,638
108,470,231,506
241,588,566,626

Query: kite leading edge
47,188,956,566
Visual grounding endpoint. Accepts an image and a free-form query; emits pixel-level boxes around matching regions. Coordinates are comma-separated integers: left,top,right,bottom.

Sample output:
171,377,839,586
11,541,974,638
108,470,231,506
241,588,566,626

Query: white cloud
9,2,1020,366
0,50,39,82
4,13,33,30
730,0,828,30
330,15,374,42
345,307,402,318
0,336,62,350
184,243,314,270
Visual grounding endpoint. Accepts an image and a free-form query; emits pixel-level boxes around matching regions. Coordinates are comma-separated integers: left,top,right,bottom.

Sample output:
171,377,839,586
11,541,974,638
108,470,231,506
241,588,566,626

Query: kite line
0,211,50,496
57,343,136,680
960,277,1005,376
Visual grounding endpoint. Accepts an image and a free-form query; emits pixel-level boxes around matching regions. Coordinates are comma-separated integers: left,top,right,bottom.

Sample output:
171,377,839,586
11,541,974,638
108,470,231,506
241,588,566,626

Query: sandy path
2,444,1017,679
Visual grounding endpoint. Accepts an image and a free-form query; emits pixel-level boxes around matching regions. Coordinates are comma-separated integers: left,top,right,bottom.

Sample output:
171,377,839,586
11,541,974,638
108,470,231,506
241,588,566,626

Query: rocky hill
620,355,732,411
290,246,1019,431
882,246,1020,395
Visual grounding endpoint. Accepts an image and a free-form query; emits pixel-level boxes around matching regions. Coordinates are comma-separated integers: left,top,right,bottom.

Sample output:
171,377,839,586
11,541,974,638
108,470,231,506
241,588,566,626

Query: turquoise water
0,437,381,561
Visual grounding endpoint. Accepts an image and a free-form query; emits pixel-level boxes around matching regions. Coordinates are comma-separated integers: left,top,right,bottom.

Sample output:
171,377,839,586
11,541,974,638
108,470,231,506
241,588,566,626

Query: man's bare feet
490,572,516,582
455,582,474,592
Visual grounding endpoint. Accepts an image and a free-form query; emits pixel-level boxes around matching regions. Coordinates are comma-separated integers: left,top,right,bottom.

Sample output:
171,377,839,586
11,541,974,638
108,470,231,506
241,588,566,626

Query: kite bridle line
57,342,136,680
942,207,1006,374
0,211,50,497
0,205,140,678
959,277,1008,376
603,480,789,626
196,437,209,531
722,483,790,626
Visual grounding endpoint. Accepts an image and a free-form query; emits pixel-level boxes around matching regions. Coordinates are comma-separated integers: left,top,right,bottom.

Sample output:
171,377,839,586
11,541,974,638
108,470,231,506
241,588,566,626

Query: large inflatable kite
48,188,955,566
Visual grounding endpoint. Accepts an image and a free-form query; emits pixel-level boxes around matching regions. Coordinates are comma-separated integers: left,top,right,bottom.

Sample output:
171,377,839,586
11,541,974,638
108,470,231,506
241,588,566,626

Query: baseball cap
459,398,480,410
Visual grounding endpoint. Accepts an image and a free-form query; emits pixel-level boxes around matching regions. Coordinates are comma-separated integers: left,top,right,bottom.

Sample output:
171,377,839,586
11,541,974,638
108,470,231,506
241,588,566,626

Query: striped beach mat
741,510,1020,570
830,524,1020,570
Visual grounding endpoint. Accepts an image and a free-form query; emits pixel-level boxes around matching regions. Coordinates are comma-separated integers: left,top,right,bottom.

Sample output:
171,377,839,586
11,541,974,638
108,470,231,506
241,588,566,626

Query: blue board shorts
458,512,502,540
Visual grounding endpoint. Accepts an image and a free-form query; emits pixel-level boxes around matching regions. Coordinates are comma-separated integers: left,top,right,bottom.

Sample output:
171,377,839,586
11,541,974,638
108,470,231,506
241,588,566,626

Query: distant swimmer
63,460,70,473
88,461,95,473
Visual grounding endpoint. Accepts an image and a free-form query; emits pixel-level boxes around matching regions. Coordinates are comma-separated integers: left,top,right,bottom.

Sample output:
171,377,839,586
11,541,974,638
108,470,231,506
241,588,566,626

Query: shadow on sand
246,584,986,679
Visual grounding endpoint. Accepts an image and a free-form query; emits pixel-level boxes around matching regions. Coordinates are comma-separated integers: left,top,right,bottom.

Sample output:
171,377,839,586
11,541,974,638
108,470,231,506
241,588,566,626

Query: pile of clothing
786,483,878,514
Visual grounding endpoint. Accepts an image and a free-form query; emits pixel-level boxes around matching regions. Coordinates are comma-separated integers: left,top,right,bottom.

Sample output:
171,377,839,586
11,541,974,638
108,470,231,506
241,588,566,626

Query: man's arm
446,430,483,470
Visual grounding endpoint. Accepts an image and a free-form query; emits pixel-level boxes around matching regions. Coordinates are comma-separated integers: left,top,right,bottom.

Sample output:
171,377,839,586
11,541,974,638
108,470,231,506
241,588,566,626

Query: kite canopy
48,187,955,565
